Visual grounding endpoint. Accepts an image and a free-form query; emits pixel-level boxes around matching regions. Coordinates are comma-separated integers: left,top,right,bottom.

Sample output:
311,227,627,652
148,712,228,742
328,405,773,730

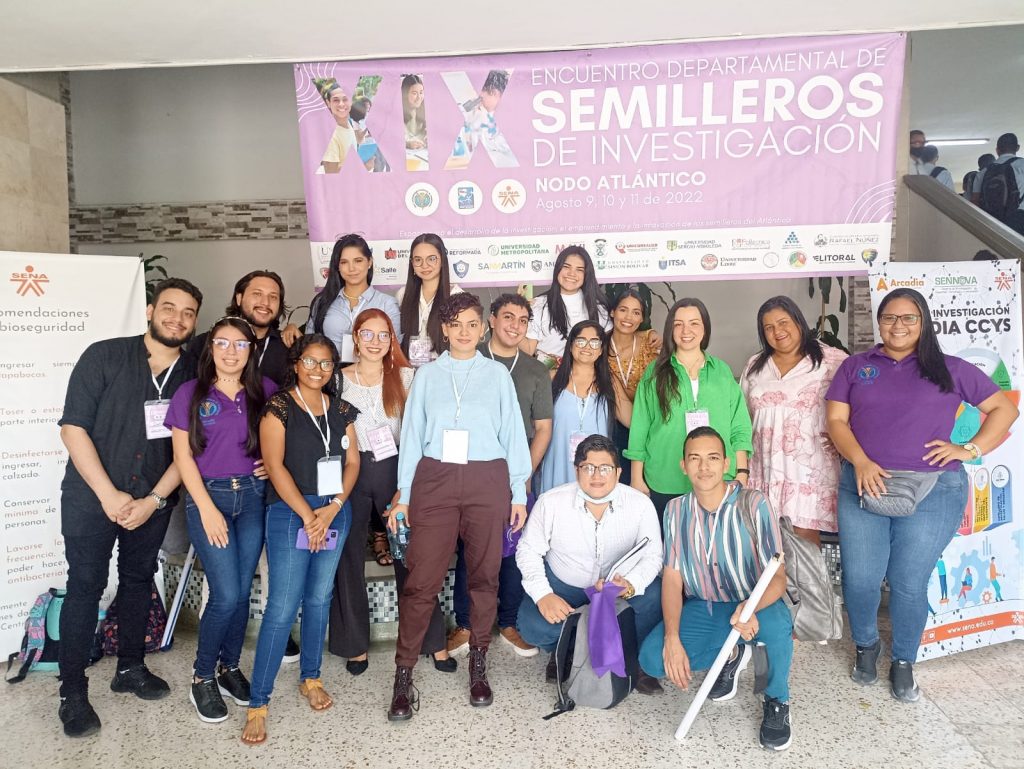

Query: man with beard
187,270,289,385
56,278,202,738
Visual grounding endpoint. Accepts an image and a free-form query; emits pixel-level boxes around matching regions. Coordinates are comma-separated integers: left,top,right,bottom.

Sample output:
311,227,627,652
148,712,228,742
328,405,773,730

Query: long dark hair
746,295,823,378
283,333,342,398
399,233,452,357
225,269,287,329
542,246,607,338
401,74,426,131
878,288,953,392
188,317,264,458
552,321,617,435
310,234,373,335
653,298,711,422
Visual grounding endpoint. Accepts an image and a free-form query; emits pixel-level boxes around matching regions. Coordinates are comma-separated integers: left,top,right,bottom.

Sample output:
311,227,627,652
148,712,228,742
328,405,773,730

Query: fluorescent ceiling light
928,139,989,147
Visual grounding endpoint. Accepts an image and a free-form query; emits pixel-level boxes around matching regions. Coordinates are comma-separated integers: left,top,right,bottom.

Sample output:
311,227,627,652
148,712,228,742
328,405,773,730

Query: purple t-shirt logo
856,365,880,384
199,399,221,419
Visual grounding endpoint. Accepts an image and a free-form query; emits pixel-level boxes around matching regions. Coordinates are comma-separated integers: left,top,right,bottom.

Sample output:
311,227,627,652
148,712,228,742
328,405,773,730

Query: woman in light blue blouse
385,292,531,722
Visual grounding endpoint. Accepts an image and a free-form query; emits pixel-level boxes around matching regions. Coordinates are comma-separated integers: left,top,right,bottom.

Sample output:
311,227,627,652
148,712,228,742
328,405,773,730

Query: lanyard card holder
442,429,470,465
144,400,172,440
684,409,710,434
317,455,344,495
408,336,433,368
367,423,399,460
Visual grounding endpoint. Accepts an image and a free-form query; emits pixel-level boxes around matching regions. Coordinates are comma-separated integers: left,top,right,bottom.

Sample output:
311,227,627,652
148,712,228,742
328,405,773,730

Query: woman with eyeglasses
165,317,277,724
538,321,624,495
396,233,463,368
242,334,360,744
386,292,530,721
625,298,753,524
328,309,455,674
825,288,1016,702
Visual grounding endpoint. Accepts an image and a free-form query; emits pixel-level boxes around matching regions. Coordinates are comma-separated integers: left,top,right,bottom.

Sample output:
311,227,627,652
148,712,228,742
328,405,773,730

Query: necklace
216,377,240,383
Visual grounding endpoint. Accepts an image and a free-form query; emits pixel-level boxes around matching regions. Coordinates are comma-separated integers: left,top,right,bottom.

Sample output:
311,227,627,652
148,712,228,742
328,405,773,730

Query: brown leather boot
387,666,417,722
468,646,493,707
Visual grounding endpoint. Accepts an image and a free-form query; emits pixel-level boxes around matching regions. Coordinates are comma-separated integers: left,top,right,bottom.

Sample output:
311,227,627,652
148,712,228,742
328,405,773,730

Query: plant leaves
808,277,815,298
818,277,832,305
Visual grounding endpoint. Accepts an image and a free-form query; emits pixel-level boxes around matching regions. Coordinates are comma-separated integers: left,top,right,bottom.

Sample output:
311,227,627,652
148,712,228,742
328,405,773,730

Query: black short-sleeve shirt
58,335,195,535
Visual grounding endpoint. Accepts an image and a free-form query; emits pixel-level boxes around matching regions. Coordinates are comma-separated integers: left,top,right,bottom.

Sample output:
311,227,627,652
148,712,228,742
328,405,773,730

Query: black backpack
929,166,947,179
979,157,1022,222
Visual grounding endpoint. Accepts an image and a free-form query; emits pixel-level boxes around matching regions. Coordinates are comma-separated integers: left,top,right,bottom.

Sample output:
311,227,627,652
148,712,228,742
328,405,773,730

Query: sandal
372,531,394,566
241,706,267,745
299,678,333,711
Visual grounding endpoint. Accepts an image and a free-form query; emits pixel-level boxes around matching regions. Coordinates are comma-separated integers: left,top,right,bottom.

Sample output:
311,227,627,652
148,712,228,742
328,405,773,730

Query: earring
442,334,449,342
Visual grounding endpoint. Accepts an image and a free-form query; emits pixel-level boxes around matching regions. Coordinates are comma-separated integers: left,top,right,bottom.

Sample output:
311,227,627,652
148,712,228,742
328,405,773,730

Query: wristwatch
962,442,982,460
148,492,167,510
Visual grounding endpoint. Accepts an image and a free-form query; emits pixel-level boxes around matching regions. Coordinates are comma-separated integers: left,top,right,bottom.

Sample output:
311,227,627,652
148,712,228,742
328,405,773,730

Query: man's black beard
909,145,924,159
241,309,274,330
149,320,189,349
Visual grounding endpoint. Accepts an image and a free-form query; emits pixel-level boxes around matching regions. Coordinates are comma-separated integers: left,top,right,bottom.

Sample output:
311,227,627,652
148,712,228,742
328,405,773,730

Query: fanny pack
860,470,939,517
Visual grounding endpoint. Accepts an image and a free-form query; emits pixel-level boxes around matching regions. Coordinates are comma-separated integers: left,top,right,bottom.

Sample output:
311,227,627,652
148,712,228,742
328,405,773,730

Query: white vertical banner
868,260,1023,660
0,253,145,653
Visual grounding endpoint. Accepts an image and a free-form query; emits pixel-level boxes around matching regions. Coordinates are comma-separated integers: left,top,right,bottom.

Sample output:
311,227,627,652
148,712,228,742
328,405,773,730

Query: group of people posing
53,234,1017,752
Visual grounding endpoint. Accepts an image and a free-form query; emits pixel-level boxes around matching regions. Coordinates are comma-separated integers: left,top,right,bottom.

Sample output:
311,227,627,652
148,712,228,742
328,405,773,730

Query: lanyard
610,335,636,390
418,293,433,336
693,489,730,563
257,336,270,369
294,387,331,458
450,357,478,422
485,343,519,375
571,375,592,431
150,356,179,400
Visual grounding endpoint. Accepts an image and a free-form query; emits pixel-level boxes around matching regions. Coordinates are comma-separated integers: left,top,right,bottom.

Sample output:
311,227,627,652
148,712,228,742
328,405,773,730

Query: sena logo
11,265,49,296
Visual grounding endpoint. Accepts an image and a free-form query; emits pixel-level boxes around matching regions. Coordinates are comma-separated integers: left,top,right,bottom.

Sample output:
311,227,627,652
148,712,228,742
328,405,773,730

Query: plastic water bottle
388,511,410,563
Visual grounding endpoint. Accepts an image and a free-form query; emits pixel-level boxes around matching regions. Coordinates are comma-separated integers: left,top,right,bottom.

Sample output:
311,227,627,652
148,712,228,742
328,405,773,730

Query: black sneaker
851,640,881,686
709,643,751,701
189,678,228,723
217,666,251,706
59,691,101,738
283,634,300,664
889,660,921,703
110,663,170,700
759,696,792,751
545,652,557,683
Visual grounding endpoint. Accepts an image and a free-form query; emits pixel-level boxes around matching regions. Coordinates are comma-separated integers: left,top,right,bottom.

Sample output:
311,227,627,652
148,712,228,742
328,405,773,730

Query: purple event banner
295,33,905,287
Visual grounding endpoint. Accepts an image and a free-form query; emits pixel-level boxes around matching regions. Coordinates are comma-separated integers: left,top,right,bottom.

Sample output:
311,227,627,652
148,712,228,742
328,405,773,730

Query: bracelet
332,496,344,509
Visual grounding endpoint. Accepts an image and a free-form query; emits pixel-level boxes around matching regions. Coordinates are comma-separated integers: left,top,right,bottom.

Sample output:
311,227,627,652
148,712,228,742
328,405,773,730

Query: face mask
579,486,618,505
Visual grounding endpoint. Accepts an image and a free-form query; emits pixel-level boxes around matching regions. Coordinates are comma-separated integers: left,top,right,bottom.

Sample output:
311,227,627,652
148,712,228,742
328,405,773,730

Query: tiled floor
1,624,1020,769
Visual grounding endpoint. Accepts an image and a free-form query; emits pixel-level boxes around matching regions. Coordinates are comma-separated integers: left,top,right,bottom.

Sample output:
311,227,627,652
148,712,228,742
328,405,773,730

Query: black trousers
59,506,170,696
328,452,445,657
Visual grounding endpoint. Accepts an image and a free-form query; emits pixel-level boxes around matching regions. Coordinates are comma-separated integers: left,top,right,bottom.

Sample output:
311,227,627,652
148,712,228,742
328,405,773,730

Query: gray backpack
736,489,843,642
543,600,639,717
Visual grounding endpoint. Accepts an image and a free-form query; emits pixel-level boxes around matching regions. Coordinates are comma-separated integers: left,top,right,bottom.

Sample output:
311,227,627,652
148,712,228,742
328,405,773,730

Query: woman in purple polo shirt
825,288,1017,702
166,317,277,724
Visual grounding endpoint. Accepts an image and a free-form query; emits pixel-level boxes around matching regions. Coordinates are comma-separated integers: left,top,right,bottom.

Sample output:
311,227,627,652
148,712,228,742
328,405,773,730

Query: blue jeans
837,460,967,662
185,476,266,679
516,563,663,654
249,495,350,708
639,599,794,701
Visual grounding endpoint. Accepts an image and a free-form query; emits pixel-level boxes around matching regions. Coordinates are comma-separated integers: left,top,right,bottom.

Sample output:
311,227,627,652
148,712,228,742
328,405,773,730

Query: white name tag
367,423,398,461
408,336,433,368
340,334,356,363
145,400,172,440
568,431,587,462
684,409,710,435
442,429,470,465
316,455,344,495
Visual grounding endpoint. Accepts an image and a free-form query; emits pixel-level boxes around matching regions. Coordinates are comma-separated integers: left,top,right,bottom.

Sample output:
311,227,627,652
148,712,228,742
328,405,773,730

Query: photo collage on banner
0,253,146,653
294,33,907,288
869,261,1024,661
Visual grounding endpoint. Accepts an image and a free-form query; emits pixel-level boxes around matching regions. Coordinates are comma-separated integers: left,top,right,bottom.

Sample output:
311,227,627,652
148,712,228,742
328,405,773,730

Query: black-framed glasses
300,357,335,371
357,329,392,343
573,338,602,350
211,338,252,351
577,463,617,477
878,313,921,326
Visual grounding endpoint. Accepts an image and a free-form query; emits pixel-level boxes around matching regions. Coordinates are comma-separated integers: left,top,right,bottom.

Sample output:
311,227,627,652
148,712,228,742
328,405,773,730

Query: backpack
929,166,947,179
979,157,1022,222
735,488,843,643
544,600,639,717
962,170,978,198
94,581,167,657
6,589,64,683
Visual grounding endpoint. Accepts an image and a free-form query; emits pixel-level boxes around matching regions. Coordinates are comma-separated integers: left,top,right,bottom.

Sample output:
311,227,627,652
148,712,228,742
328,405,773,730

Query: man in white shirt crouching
515,434,665,694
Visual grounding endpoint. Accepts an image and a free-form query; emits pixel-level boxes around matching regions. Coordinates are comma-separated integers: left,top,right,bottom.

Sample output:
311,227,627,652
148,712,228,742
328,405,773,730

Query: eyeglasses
577,463,617,477
300,357,335,371
412,255,440,267
878,313,921,326
357,329,392,343
573,338,603,350
211,338,252,351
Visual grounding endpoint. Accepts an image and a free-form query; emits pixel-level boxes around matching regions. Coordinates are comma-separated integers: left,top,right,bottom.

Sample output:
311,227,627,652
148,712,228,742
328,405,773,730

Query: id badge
316,455,344,495
685,409,710,434
367,423,398,460
409,336,433,368
144,400,172,440
340,334,356,363
568,431,587,461
442,429,470,465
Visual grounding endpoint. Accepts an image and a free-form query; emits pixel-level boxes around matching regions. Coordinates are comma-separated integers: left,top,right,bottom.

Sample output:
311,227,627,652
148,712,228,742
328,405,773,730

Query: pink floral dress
740,345,847,532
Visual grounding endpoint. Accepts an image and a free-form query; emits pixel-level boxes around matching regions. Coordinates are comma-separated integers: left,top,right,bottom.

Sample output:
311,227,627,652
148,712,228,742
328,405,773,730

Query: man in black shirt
57,278,202,738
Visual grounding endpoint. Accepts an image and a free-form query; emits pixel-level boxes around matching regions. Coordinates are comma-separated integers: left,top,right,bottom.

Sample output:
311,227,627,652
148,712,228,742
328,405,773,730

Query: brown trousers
394,457,510,668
